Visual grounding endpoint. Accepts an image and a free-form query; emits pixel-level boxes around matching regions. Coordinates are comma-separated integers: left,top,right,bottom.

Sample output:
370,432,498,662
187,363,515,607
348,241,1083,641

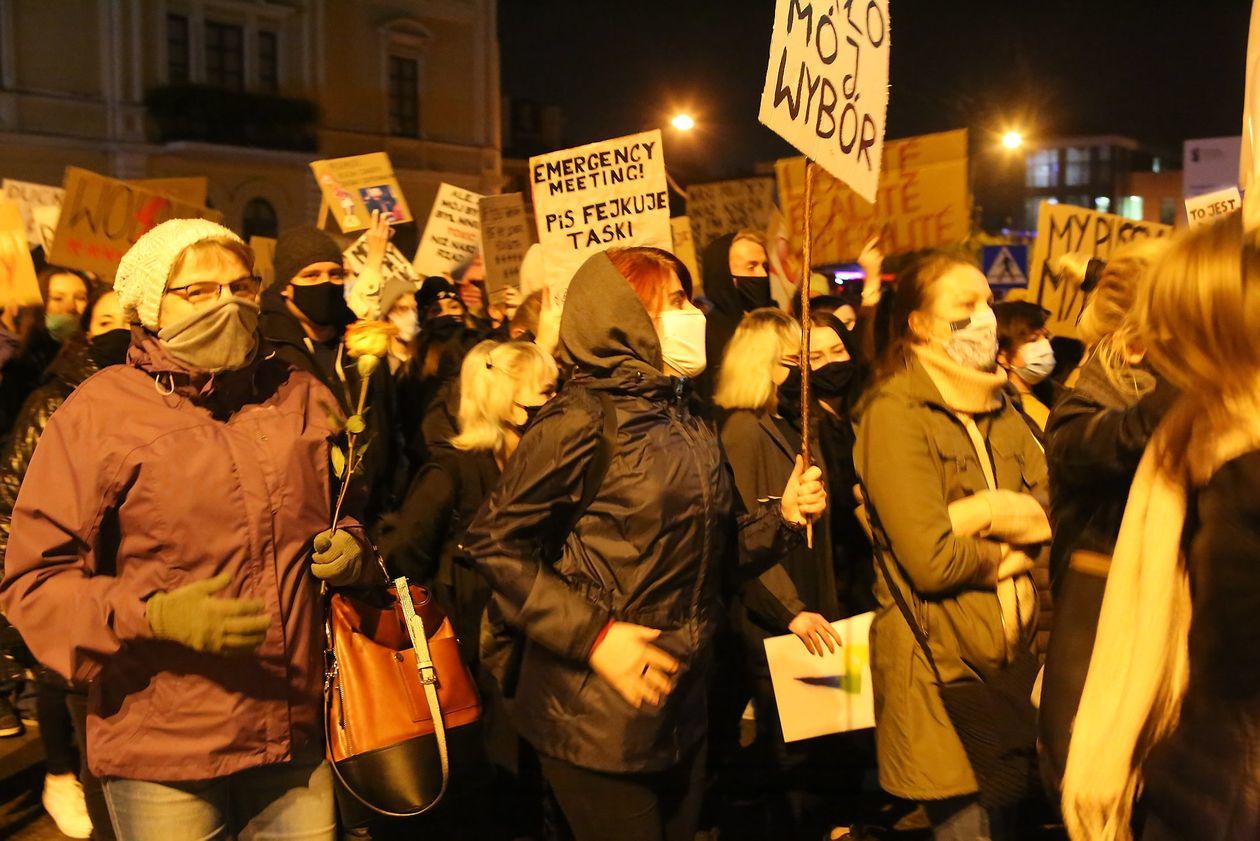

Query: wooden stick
800,160,816,549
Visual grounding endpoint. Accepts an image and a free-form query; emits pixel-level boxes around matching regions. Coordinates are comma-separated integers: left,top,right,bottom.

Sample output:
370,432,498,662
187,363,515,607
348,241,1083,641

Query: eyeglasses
167,275,262,306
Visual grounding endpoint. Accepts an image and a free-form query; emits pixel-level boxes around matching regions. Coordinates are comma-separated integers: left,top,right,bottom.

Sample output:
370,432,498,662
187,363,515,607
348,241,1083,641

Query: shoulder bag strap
396,576,449,802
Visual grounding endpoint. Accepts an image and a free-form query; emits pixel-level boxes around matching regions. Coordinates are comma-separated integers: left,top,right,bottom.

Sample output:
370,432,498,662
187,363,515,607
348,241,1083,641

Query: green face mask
156,298,260,373
45,312,79,344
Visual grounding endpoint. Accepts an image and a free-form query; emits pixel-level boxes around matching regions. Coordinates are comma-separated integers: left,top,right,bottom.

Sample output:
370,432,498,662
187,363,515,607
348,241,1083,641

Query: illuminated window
1026,149,1059,188
1119,196,1144,221
1065,147,1090,186
1094,196,1111,212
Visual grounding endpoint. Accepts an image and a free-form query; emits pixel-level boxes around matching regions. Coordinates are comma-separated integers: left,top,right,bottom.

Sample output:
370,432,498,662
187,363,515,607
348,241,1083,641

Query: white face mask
654,308,707,379
1014,337,1055,385
937,308,998,371
389,309,419,343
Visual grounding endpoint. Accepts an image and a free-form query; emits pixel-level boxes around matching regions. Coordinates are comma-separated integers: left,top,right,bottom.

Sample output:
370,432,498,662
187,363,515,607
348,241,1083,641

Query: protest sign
48,168,224,281
759,0,891,203
479,193,532,300
1243,2,1260,229
529,129,671,304
309,153,412,233
0,200,43,307
775,128,969,277
764,611,874,741
1184,137,1242,199
685,177,776,258
1027,202,1172,338
127,177,208,207
2,180,64,250
1185,186,1242,230
670,216,701,297
413,183,482,279
250,236,277,290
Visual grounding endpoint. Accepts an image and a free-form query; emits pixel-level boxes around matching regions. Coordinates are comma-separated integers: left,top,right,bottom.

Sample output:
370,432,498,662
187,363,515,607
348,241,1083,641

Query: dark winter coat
1140,449,1260,841
696,234,769,400
0,330,341,781
460,252,801,774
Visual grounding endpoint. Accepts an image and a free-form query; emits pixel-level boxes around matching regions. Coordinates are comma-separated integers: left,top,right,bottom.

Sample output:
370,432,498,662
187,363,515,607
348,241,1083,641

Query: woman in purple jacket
0,219,372,840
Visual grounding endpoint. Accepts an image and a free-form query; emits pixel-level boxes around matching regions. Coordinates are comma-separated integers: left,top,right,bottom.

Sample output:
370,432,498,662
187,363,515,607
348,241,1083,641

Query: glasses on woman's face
167,275,262,306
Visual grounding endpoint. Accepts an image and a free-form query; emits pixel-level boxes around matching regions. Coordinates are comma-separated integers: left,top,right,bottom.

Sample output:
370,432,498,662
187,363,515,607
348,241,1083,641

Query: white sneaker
42,773,93,839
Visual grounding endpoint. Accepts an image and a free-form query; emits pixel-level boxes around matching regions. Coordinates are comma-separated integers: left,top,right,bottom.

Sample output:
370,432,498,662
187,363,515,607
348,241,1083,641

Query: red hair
606,247,692,315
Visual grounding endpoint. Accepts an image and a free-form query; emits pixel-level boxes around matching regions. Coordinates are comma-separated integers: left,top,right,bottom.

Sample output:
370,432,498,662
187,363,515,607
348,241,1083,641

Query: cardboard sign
1185,186,1242,230
670,216,702,297
759,0,891,203
686,177,776,259
776,129,969,278
310,153,412,233
48,168,224,282
0,199,43,307
250,236,277,290
2,180,64,250
413,183,482,279
530,129,671,304
764,612,875,741
1027,202,1172,338
479,193,532,300
127,177,208,207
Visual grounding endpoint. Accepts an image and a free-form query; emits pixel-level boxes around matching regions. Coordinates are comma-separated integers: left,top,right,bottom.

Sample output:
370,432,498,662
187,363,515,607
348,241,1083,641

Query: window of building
242,197,278,240
1119,195,1144,221
1025,149,1059,188
1095,196,1111,213
205,21,245,90
1065,147,1091,186
258,31,279,93
168,14,191,84
1159,197,1176,226
389,55,420,137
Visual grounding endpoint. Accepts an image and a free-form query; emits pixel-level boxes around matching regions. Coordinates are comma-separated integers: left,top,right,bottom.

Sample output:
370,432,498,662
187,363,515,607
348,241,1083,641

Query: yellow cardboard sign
309,152,412,233
775,128,971,277
249,236,278,290
47,168,224,282
1027,202,1172,338
0,199,43,307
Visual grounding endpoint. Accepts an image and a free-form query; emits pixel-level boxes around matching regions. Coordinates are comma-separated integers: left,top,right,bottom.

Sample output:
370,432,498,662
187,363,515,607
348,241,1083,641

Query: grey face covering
157,298,260,373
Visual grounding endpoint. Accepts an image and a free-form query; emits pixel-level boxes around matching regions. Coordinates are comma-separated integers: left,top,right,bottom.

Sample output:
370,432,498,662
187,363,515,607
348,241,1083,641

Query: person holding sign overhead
460,247,826,841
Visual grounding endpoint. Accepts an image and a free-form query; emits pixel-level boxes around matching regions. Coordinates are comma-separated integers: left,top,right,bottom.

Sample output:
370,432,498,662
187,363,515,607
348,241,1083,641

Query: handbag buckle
418,664,438,686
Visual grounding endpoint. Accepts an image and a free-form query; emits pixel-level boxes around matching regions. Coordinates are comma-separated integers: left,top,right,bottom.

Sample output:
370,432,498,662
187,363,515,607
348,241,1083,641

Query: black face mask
811,360,857,397
777,365,802,418
88,328,132,369
733,275,772,311
290,283,353,329
426,314,465,342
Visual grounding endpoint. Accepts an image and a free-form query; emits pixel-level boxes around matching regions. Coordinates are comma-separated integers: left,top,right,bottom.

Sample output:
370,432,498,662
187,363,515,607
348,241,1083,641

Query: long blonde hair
1063,211,1260,840
714,308,799,412
451,340,557,454
1077,238,1169,395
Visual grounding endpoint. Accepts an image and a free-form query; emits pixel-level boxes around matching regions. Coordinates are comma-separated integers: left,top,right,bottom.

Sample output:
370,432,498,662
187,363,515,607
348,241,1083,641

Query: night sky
499,0,1251,176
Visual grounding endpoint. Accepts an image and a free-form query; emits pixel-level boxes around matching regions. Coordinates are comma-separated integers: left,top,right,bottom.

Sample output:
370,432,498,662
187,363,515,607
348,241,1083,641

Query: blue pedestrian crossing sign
982,245,1028,288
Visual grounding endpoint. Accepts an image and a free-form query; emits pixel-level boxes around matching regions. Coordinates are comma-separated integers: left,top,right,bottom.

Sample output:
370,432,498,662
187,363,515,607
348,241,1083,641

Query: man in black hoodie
697,231,773,401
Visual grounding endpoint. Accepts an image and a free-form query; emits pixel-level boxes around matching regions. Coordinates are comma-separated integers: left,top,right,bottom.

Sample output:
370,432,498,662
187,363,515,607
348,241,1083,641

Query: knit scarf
1063,395,1260,841
912,345,1007,414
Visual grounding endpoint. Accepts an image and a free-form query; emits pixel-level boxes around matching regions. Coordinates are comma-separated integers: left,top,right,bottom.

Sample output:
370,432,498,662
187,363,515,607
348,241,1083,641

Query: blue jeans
103,757,335,841
924,796,1006,841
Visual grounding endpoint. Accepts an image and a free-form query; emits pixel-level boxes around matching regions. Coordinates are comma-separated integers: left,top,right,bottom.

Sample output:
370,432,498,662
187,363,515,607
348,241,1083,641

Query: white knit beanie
114,218,244,330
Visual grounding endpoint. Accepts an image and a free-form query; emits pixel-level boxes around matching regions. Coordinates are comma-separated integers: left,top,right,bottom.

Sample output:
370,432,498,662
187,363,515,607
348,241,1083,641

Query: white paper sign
414,183,482,278
343,231,422,318
758,0,891,203
1185,186,1242,230
2,179,64,249
763,611,874,742
479,193,532,300
529,129,671,305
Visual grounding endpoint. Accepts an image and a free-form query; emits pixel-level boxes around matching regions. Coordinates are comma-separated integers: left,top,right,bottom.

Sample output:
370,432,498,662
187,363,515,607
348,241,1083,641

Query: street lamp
671,113,695,132
1001,130,1024,151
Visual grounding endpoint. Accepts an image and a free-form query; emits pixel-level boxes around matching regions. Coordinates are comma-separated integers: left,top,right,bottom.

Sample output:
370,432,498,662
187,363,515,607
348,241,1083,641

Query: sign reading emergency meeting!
529,129,671,304
759,0,891,203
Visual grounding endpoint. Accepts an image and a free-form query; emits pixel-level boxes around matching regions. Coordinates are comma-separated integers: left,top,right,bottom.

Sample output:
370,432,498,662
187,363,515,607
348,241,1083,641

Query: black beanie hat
416,276,461,314
273,226,344,288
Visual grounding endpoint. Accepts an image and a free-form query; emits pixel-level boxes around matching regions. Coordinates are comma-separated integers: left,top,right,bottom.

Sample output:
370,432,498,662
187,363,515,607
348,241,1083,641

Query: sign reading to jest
1185,186,1242,230
759,0,891,203
529,129,671,304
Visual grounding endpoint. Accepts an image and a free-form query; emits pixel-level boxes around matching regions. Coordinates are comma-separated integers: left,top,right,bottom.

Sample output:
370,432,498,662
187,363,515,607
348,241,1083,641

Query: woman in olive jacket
461,248,825,841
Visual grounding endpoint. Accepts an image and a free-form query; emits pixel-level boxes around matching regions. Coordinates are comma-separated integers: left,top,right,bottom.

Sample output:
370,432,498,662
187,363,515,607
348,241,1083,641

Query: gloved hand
146,573,270,655
311,528,364,587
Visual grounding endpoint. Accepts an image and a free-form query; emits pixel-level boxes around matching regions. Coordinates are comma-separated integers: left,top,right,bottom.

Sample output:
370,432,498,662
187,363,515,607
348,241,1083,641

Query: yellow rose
343,319,396,359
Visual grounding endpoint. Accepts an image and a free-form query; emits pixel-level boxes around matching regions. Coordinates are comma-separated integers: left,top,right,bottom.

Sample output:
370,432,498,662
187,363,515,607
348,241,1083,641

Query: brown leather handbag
324,576,485,816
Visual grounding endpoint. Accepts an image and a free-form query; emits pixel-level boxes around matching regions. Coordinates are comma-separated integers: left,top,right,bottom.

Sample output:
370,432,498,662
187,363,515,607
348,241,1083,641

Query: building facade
0,0,501,239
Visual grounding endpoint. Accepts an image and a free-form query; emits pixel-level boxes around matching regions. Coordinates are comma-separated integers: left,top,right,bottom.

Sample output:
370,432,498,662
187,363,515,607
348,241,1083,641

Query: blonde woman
714,307,844,836
1063,212,1260,841
1038,238,1177,791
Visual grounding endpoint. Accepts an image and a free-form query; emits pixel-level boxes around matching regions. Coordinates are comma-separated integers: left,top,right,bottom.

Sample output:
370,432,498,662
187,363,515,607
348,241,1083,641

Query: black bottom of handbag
334,722,492,816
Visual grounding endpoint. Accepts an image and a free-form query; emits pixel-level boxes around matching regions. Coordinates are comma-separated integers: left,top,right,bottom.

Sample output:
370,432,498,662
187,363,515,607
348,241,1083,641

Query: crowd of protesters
0,198,1253,841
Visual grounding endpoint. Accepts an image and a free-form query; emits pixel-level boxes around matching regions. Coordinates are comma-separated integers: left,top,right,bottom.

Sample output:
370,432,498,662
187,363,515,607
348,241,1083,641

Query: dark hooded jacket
460,252,801,774
697,234,772,400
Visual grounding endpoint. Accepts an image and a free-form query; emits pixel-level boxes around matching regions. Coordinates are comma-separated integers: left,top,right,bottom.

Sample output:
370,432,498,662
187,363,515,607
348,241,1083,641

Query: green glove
311,529,363,587
146,573,270,655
